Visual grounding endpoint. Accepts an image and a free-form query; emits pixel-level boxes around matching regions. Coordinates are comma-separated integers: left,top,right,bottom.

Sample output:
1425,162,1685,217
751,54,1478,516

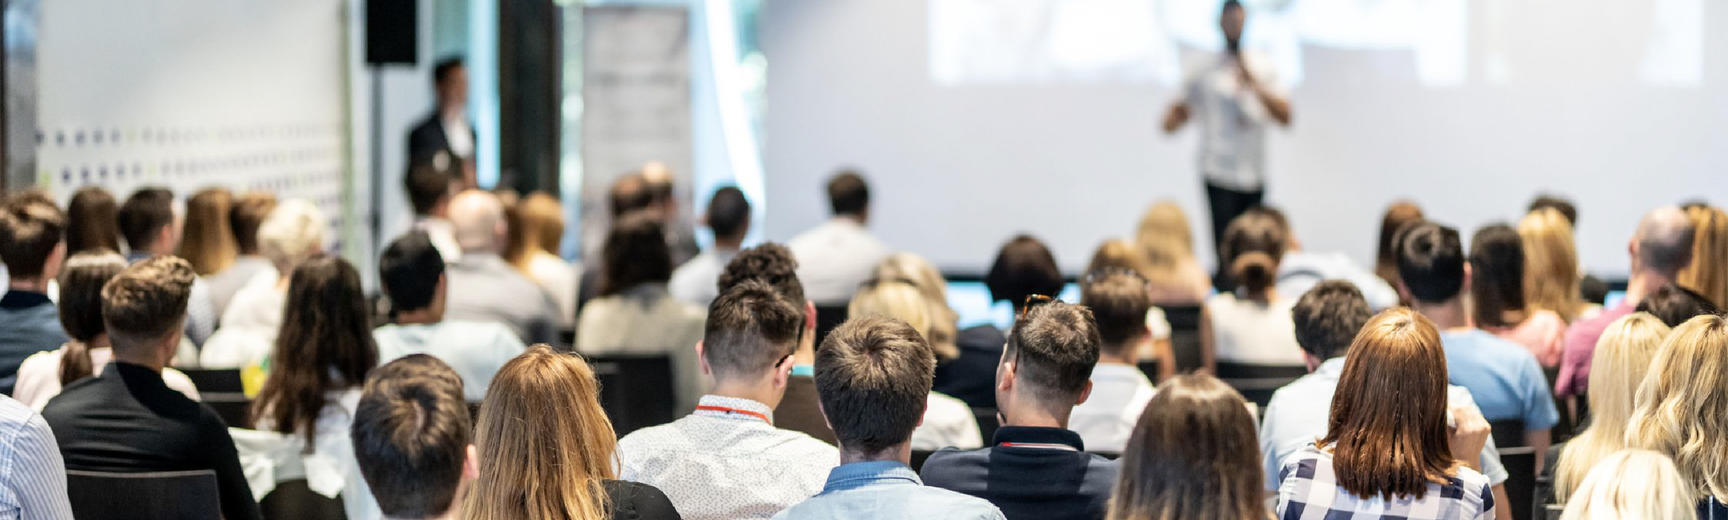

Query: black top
1702,497,1728,520
1534,443,1564,520
776,375,838,445
919,426,1120,520
42,362,261,520
407,113,476,166
937,325,1007,409
603,479,682,520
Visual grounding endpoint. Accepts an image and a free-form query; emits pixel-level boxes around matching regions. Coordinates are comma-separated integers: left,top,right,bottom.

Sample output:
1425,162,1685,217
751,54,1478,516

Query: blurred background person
1470,224,1566,366
789,170,889,308
1520,208,1593,322
1677,204,1727,308
1134,201,1212,304
408,57,476,189
65,186,120,256
204,192,277,318
1374,201,1426,292
671,186,751,307
200,199,328,369
577,212,706,412
1538,313,1670,513
506,192,578,325
176,187,236,278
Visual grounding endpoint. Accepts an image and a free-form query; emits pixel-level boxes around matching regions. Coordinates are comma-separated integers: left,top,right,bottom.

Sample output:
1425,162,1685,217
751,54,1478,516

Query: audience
920,299,1118,520
65,186,120,255
671,186,751,306
466,346,680,520
1070,270,1157,453
1519,207,1592,321
846,280,982,451
1470,224,1567,366
776,316,1005,520
1206,210,1305,368
1558,449,1695,520
1108,375,1264,520
176,187,236,277
405,162,463,264
199,199,328,368
203,191,276,317
375,231,526,401
789,170,890,307
1373,200,1425,292
1133,201,1212,303
42,256,260,520
1677,204,1727,308
1538,313,1670,514
1398,221,1558,457
714,243,834,445
116,187,216,346
942,235,1064,409
505,192,578,324
1556,206,1693,398
1624,314,1728,515
444,189,561,345
1262,205,1401,311
578,212,707,412
1634,284,1720,327
616,281,838,520
0,192,69,393
1273,308,1497,520
350,355,475,520
1082,241,1176,381
13,252,199,411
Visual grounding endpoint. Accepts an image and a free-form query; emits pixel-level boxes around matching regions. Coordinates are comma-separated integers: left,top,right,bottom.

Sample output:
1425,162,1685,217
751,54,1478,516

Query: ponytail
58,340,95,385
1231,251,1277,294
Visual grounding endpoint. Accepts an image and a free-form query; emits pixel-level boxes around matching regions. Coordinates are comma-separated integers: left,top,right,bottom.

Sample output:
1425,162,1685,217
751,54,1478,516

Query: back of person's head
703,280,802,381
255,255,378,445
102,255,195,353
705,186,751,241
1678,205,1728,308
1220,210,1286,295
1107,374,1264,520
1086,239,1155,281
1558,449,1696,520
608,172,653,218
985,235,1064,313
848,281,943,356
826,170,869,217
66,186,121,255
0,190,66,280
599,211,671,296
1322,307,1452,500
1396,221,1465,304
717,242,806,307
1554,313,1671,500
1375,201,1425,287
1469,224,1528,328
177,187,236,276
405,162,456,217
117,187,174,253
55,252,128,384
466,345,616,520
448,190,505,254
871,253,958,359
1005,300,1101,408
1135,201,1199,284
381,231,447,315
1528,195,1579,228
257,199,328,274
1520,208,1584,320
1625,314,1728,501
815,316,936,457
1080,270,1152,358
1290,280,1371,361
229,192,278,256
1636,284,1722,327
352,354,472,519
508,193,565,269
1634,205,1696,278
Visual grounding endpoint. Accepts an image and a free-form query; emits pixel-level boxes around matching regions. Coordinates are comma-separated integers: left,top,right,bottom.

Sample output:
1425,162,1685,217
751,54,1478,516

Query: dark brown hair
1636,284,1722,327
1107,374,1264,520
985,235,1064,313
1321,307,1454,499
608,173,653,218
704,279,802,380
56,252,128,384
1080,270,1152,356
66,186,121,255
827,170,870,216
598,211,671,296
1469,224,1528,328
352,354,470,518
1375,201,1425,289
177,187,236,275
229,192,278,255
1005,300,1101,404
404,162,455,216
1397,222,1465,304
1290,280,1371,361
253,255,379,445
1221,210,1286,294
102,255,196,353
0,191,66,279
717,242,805,307
117,187,174,253
816,316,936,455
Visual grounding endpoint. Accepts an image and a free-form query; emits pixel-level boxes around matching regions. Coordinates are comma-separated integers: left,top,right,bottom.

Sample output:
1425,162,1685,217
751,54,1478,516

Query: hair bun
1231,252,1276,293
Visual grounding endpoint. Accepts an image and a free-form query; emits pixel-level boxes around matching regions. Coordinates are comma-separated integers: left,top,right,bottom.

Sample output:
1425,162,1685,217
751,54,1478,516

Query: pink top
1484,309,1567,367
1554,301,1636,397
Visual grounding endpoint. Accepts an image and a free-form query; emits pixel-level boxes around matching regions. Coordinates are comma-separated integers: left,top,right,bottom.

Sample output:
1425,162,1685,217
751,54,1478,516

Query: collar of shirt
0,290,50,309
1089,363,1150,384
1312,357,1346,380
693,395,776,424
993,425,1085,451
820,460,921,494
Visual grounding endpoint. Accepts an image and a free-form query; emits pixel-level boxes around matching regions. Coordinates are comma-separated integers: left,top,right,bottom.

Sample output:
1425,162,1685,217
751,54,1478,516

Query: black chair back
1161,304,1205,372
1499,446,1538,520
910,449,935,472
1490,419,1528,449
814,305,849,350
971,407,1000,443
66,469,221,520
180,368,252,428
1216,362,1307,409
260,478,345,520
587,354,676,436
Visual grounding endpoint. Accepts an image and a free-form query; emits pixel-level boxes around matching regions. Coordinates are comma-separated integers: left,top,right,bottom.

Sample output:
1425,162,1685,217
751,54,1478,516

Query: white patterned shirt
618,395,839,520
1276,445,1494,520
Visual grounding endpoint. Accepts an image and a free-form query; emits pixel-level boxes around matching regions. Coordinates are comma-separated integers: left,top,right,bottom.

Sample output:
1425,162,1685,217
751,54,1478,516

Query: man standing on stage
409,57,478,189
1162,0,1291,280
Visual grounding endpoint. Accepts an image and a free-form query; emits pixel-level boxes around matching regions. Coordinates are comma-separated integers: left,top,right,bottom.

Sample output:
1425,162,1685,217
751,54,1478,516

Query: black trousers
1205,180,1265,286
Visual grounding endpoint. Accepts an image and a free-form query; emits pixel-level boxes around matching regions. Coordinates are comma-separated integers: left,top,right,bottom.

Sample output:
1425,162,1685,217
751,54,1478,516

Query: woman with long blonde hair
1134,201,1211,303
1624,314,1728,514
465,346,678,520
848,280,983,451
1544,313,1671,508
177,187,237,276
1677,205,1728,308
506,192,579,323
1559,449,1694,520
1519,208,1589,321
870,253,959,360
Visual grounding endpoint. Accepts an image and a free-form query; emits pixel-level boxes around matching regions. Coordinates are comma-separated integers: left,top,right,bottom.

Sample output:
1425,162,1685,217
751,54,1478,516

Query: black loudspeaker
366,0,417,65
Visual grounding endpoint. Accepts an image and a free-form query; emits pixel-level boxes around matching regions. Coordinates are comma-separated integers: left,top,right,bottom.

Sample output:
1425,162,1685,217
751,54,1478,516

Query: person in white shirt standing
788,171,890,307
1070,270,1158,454
409,57,476,189
670,187,752,307
1161,0,1292,264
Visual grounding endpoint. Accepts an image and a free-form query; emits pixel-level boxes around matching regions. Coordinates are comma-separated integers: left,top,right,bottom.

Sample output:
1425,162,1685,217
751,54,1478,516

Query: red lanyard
695,405,772,424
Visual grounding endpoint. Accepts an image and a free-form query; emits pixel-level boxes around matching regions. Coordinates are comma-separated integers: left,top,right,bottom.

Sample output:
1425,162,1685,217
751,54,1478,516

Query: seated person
847,280,981,451
443,190,561,345
920,299,1119,520
374,231,526,401
714,243,835,445
940,235,1065,409
1070,270,1157,453
1256,206,1400,311
1634,283,1720,327
1469,224,1566,366
42,256,260,520
775,316,1004,520
578,212,707,413
0,192,69,393
116,187,215,346
616,281,838,520
670,186,751,306
787,171,890,307
1106,375,1266,520
199,198,327,368
351,354,476,520
1206,210,1306,368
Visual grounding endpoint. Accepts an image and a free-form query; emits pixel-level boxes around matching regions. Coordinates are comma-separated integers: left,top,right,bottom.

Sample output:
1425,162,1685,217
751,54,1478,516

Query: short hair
1079,271,1152,355
381,232,446,313
1396,222,1465,304
102,255,196,350
57,252,128,342
716,243,805,307
405,162,455,216
1635,206,1696,276
1004,300,1101,404
117,187,174,253
1291,280,1372,360
826,170,870,216
985,235,1064,312
703,280,803,379
599,212,672,295
816,316,935,455
228,192,278,255
257,199,328,273
1528,195,1578,227
1221,0,1244,13
1635,284,1721,328
608,173,654,217
352,354,470,518
0,191,66,279
66,186,121,255
706,187,751,240
432,56,464,85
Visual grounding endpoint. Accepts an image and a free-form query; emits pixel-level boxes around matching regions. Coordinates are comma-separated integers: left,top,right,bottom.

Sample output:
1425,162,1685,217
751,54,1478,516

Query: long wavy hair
464,346,616,520
1625,314,1728,503
251,255,378,446
1552,313,1670,500
1322,308,1456,499
1519,208,1585,321
1107,374,1264,520
177,187,237,275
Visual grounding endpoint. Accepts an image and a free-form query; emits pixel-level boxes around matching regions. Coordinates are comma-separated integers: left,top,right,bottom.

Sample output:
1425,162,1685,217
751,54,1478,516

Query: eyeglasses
1018,294,1058,320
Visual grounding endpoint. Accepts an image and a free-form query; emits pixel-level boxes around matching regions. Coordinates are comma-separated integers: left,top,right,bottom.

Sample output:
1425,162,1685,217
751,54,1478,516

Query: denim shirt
773,461,1004,520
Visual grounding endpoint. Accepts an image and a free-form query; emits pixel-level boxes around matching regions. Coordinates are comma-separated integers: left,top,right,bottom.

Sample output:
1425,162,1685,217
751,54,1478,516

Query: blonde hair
849,281,945,356
1559,449,1695,520
1087,239,1155,279
464,346,615,520
1625,314,1728,503
1552,313,1671,499
257,199,328,274
1678,205,1728,308
507,192,566,273
1519,208,1584,321
176,188,236,275
871,253,959,360
1134,201,1207,301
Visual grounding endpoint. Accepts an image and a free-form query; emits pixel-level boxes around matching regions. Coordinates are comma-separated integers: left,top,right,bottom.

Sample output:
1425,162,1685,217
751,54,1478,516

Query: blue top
920,426,1119,520
774,461,1003,519
0,291,68,394
1440,329,1560,429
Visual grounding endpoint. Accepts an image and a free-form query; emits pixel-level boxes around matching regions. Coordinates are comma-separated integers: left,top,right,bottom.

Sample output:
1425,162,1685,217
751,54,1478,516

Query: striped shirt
0,395,73,519
1277,445,1493,520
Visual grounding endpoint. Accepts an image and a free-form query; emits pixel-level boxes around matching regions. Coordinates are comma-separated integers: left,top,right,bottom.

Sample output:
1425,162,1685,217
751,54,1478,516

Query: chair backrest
180,368,244,393
910,449,935,472
1490,419,1528,449
813,304,849,351
971,407,1000,443
1216,362,1306,409
586,353,676,436
1161,304,1205,372
1499,446,1538,520
66,469,221,520
260,478,344,520
181,368,253,428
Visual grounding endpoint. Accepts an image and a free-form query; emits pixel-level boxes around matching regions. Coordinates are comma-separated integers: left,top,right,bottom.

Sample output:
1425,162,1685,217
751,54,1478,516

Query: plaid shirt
1276,445,1494,520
